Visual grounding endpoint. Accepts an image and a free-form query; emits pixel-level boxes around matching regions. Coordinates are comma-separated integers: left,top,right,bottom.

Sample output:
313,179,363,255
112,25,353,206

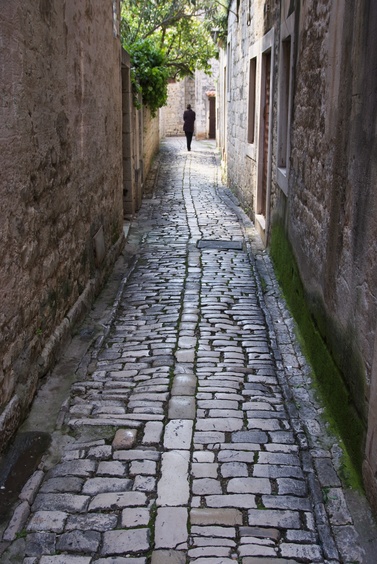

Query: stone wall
143,108,160,184
0,1,124,451
161,81,187,137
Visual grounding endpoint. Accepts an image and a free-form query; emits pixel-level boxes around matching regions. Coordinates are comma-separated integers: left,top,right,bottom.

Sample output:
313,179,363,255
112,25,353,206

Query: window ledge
246,144,256,160
255,213,266,231
277,167,288,196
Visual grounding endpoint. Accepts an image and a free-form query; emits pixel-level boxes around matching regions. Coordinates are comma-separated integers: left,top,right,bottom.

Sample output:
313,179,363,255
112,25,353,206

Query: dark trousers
185,131,193,150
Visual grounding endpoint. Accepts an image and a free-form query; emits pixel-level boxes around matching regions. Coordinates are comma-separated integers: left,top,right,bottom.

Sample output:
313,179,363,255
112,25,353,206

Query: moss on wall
270,221,365,480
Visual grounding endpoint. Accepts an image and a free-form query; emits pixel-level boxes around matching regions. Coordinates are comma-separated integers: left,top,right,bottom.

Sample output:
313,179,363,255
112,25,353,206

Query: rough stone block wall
288,0,377,422
143,108,161,180
270,0,377,508
0,1,124,451
162,81,186,137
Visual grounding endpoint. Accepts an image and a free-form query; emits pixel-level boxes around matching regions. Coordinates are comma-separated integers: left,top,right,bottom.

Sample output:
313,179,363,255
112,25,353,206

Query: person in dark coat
183,104,196,151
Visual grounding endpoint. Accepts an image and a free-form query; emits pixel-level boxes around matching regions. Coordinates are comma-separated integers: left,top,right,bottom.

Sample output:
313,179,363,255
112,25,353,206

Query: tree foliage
121,0,228,114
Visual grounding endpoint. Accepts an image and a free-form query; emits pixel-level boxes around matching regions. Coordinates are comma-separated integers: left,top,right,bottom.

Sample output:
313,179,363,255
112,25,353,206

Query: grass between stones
269,222,364,491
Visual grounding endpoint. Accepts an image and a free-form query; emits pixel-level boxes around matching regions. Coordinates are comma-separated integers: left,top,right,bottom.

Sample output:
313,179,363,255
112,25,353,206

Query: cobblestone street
1,137,376,563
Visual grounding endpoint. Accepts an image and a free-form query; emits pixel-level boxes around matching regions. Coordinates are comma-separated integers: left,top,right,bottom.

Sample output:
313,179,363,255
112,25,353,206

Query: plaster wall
0,0,124,451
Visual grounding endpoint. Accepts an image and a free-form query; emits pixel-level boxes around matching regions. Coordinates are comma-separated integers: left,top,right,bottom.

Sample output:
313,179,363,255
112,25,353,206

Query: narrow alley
1,138,375,563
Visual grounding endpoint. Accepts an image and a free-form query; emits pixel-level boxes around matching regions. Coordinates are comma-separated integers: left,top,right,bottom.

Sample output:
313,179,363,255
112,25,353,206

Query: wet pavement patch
197,239,243,250
0,432,51,523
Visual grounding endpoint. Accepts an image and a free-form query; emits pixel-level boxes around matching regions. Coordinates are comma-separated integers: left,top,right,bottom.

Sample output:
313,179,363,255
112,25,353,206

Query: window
248,58,257,144
277,37,291,169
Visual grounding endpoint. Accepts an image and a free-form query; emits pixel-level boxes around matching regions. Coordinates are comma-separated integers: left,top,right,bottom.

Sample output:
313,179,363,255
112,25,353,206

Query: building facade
0,0,124,452
218,0,377,511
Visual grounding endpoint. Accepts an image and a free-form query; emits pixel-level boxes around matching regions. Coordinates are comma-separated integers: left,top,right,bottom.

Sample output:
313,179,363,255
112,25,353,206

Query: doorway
209,96,216,139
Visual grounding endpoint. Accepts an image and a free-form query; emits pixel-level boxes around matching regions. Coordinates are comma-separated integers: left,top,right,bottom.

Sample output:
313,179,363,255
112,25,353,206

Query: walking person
183,104,196,151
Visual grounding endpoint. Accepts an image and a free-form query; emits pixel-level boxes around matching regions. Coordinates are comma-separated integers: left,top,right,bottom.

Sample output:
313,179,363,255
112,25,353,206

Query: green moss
269,222,365,487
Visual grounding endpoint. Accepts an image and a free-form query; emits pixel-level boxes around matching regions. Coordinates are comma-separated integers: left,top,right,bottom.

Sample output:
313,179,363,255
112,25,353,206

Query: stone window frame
246,28,275,237
247,57,257,145
227,39,232,102
276,11,295,196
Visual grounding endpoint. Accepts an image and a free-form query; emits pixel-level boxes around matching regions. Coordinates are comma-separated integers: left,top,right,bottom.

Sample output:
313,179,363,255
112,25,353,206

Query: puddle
0,432,51,523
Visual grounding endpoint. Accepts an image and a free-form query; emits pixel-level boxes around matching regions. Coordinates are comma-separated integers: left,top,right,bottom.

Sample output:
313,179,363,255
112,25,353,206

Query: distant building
161,61,219,141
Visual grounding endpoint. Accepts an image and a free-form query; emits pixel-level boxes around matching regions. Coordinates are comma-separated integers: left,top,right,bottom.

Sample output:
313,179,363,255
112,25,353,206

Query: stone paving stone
194,431,226,444
151,550,186,564
56,530,101,553
188,546,234,557
190,526,237,538
168,396,196,419
218,450,255,463
133,475,156,491
324,487,353,525
112,428,137,449
122,507,150,527
279,542,323,561
248,509,301,529
253,464,304,479
171,374,197,395
39,557,92,564
113,449,160,461
45,460,96,478
192,451,215,462
242,559,297,564
143,421,163,444
101,529,150,555
32,493,89,513
25,532,56,556
19,471,45,504
195,418,243,432
205,494,256,508
193,478,222,495
157,450,190,506
27,511,67,533
154,507,188,548
96,558,146,564
220,462,249,477
88,491,147,511
231,430,267,443
262,495,311,511
82,477,133,494
239,544,277,557
3,501,30,541
164,419,194,449
191,462,218,478
227,477,271,494
276,477,307,496
190,508,242,526
97,461,128,476
65,513,118,531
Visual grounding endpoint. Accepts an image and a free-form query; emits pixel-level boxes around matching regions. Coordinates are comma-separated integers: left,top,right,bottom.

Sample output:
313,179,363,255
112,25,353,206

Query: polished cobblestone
0,137,373,562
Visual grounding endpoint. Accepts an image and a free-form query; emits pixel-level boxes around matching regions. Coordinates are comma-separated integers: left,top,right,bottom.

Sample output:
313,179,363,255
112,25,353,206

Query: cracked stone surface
1,137,376,563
